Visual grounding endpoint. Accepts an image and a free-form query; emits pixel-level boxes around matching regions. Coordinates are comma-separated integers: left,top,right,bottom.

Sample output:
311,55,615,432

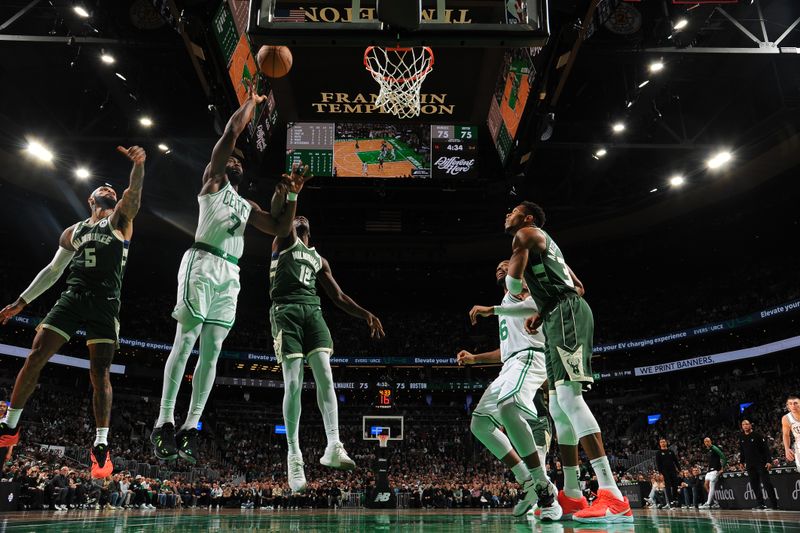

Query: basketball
257,45,293,78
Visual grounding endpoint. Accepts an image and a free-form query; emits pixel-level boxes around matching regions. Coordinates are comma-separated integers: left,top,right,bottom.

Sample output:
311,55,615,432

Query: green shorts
543,294,594,390
38,289,121,347
270,303,333,364
530,388,552,449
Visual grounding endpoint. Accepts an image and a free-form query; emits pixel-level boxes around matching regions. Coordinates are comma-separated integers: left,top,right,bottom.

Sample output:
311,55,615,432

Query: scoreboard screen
376,388,393,409
285,122,478,178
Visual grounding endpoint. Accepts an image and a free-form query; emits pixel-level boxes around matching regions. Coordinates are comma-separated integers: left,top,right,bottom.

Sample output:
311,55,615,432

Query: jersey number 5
85,247,96,268
226,214,242,236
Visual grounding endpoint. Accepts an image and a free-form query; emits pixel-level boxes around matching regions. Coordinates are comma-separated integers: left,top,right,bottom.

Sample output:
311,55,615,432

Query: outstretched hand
366,313,385,339
245,77,267,105
281,161,313,194
0,299,26,326
468,305,493,326
116,145,146,165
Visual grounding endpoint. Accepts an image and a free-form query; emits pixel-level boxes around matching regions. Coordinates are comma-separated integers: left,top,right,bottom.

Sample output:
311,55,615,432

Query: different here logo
374,492,391,503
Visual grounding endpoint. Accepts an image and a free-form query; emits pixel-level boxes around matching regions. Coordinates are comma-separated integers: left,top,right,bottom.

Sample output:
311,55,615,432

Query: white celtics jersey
195,182,252,259
789,412,800,448
499,292,545,364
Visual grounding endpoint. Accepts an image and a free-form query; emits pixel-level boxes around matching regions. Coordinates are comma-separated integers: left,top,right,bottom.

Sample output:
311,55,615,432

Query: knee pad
549,391,578,446
555,383,601,440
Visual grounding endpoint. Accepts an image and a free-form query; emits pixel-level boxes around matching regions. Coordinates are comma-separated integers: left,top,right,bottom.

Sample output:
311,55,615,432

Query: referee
739,419,778,510
655,438,681,508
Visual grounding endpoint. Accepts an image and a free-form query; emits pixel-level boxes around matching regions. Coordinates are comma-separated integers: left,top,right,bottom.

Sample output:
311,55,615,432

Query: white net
364,46,434,119
377,434,390,448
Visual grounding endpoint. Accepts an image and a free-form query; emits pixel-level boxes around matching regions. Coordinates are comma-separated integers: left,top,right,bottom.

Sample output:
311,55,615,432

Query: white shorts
704,470,719,482
473,350,547,427
795,446,800,472
172,248,240,329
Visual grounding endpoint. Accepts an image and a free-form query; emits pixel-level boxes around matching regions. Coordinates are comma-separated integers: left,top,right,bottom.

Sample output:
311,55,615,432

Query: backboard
362,415,405,441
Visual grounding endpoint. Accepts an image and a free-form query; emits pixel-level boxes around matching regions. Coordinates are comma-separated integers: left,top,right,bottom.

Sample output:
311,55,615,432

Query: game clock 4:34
431,125,478,178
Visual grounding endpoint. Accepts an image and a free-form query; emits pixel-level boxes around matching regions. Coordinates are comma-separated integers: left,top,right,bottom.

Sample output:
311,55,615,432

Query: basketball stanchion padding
364,46,434,119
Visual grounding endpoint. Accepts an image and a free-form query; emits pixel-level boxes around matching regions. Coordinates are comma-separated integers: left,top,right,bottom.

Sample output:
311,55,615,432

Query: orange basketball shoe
573,489,634,523
90,444,114,479
533,490,589,520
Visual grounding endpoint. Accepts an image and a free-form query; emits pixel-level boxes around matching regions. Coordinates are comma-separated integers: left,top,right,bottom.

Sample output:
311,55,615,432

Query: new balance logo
374,492,391,503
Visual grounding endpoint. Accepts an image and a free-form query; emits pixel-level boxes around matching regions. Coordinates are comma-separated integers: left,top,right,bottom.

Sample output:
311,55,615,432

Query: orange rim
364,46,435,84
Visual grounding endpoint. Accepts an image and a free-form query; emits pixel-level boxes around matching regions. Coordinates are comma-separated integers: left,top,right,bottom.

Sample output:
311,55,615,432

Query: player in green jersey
151,79,308,464
504,201,633,523
271,215,384,492
0,146,146,479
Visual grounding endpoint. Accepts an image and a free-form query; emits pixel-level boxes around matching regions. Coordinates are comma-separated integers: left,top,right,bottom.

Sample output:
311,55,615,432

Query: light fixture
26,140,54,162
75,167,90,179
650,188,658,193
115,72,127,81
649,61,664,73
674,19,688,30
707,151,732,169
626,101,633,108
638,80,650,89
100,54,115,64
592,148,607,160
669,175,685,187
158,143,169,151
73,5,90,18
612,122,626,133
139,116,154,127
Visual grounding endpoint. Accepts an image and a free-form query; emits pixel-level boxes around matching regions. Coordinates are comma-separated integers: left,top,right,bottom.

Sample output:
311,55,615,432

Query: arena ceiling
1,0,799,260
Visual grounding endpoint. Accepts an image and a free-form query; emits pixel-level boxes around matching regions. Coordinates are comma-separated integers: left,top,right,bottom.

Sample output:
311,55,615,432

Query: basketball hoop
364,46,434,119
377,434,390,448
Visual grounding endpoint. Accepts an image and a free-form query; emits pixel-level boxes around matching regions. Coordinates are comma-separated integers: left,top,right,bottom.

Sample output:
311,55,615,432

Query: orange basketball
257,45,293,78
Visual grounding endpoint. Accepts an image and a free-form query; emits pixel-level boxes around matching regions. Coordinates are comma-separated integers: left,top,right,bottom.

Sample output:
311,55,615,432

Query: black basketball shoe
150,423,179,461
176,428,199,464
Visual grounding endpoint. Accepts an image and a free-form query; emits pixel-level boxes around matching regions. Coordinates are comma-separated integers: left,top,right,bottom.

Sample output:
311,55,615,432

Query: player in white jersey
151,80,309,463
782,395,800,471
457,260,563,520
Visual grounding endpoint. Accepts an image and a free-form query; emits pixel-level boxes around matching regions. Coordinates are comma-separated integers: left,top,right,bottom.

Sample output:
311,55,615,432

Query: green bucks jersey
67,216,129,298
522,229,578,309
196,182,252,259
269,238,323,305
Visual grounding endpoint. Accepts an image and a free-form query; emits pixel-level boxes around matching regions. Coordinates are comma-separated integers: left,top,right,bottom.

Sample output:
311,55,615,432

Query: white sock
511,462,531,484
94,427,109,446
180,325,227,432
282,358,304,456
590,457,623,499
4,408,23,429
563,465,582,499
156,322,201,428
307,351,340,446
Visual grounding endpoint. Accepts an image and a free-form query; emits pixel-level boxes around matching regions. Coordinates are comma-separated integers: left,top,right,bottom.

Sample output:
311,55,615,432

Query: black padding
376,0,422,32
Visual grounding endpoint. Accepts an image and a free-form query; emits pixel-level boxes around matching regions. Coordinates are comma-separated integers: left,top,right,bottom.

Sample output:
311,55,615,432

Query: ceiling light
139,116,153,127
649,61,664,73
158,143,169,151
674,19,688,30
26,140,54,162
594,148,607,158
612,122,626,133
669,175,685,187
626,101,633,108
650,188,658,193
115,72,127,81
73,5,90,18
638,80,650,89
75,167,90,179
707,151,732,169
100,54,115,64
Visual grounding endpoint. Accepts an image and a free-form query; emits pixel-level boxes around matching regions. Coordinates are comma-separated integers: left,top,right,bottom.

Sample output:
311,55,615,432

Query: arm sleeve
713,446,727,468
19,247,75,304
505,275,523,295
494,297,538,318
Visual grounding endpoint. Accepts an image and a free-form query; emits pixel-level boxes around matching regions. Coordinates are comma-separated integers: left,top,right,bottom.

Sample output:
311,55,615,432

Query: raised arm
111,145,146,238
202,79,265,193
317,257,384,339
456,348,501,366
0,225,76,324
506,227,546,294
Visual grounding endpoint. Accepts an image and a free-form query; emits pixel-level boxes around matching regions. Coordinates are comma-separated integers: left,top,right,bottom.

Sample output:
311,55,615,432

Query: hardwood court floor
1,507,799,532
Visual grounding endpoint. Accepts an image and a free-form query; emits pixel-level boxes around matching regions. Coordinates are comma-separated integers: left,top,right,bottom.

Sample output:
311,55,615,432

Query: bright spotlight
26,140,54,162
595,148,607,158
75,167,90,180
115,72,127,81
669,175,685,187
73,5,90,18
638,80,650,89
158,143,169,152
100,54,115,64
139,116,154,127
649,61,664,73
674,19,688,30
650,188,658,193
707,151,732,169
612,122,626,133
